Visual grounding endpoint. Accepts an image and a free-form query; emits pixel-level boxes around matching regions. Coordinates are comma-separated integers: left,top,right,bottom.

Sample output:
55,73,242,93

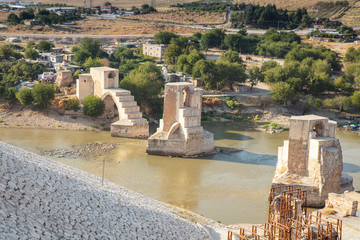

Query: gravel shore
0,142,214,240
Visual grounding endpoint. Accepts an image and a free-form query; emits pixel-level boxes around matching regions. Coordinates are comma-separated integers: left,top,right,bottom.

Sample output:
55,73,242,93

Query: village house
143,43,167,61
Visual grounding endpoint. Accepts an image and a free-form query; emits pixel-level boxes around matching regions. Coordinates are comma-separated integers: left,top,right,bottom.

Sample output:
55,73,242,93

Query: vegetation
36,41,55,52
230,3,311,29
7,8,82,26
24,48,39,60
16,87,33,105
119,62,164,110
110,47,154,80
171,1,229,12
131,4,157,15
225,97,242,109
65,97,80,111
270,82,295,104
0,59,45,88
31,83,55,109
82,95,105,117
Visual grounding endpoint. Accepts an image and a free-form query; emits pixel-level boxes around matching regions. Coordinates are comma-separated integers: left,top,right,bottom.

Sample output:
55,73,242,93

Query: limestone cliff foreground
0,142,210,239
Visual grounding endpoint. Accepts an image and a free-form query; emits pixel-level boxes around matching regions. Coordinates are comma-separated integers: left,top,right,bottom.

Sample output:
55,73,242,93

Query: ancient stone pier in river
272,115,354,207
146,82,214,156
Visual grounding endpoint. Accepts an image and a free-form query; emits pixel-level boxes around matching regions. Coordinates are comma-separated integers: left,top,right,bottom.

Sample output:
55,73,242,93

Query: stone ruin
76,67,149,138
146,82,214,156
272,115,354,207
55,70,73,88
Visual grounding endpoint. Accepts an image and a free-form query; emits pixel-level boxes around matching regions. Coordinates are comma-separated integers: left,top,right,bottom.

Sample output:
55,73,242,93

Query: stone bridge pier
76,67,148,138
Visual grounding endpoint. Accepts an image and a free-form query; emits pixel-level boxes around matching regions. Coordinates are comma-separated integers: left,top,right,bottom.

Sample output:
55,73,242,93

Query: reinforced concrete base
146,130,214,157
271,173,354,208
110,119,149,138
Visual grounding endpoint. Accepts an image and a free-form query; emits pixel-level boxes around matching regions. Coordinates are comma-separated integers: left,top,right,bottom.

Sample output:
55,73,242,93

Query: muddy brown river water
1,121,359,225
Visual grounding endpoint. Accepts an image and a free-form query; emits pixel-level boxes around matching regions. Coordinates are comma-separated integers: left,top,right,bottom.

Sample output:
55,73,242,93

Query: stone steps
123,106,140,113
119,101,137,108
117,95,134,102
126,112,143,119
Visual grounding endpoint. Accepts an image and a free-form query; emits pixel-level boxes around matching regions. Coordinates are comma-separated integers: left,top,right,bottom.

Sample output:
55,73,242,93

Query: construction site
228,186,344,240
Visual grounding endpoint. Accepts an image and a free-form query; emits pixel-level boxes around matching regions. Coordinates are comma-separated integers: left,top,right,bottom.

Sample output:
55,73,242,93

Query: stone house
143,43,167,61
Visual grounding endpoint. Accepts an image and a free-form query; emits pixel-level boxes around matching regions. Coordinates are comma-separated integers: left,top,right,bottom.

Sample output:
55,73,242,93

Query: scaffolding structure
227,186,342,240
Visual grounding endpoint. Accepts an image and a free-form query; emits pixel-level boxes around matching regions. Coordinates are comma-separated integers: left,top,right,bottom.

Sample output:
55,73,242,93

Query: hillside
339,1,360,27
38,0,196,8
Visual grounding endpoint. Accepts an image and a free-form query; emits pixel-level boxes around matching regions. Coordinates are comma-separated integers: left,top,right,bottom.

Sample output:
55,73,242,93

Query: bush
323,98,336,109
16,87,33,105
5,87,17,100
270,82,295,105
82,95,105,117
314,99,323,108
225,97,242,109
0,86,5,97
32,83,55,109
65,97,80,111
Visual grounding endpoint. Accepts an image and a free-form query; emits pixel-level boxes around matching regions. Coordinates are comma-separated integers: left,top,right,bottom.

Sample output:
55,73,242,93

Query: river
1,122,359,225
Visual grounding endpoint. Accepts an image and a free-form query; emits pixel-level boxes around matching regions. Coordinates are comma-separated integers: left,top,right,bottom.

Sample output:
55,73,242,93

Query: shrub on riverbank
82,95,105,117
16,87,33,105
65,97,80,111
32,83,55,109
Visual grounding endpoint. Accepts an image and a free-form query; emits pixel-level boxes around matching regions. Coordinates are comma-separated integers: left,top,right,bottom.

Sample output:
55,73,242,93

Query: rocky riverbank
0,142,225,239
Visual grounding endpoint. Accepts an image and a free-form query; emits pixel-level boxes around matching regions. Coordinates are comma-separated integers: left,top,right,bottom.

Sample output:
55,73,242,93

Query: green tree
345,63,360,86
16,87,33,105
193,59,219,89
5,87,17,100
0,86,5,97
200,32,217,51
7,13,20,24
0,44,22,60
79,38,102,58
192,32,202,42
27,41,36,49
248,66,264,91
163,44,182,65
334,96,351,111
154,31,178,44
351,91,360,108
32,83,55,109
219,50,242,64
334,76,352,93
24,48,39,60
83,57,103,71
19,9,35,20
82,95,105,117
270,82,295,104
344,47,360,63
36,41,54,52
217,62,246,89
74,49,91,65
119,62,164,109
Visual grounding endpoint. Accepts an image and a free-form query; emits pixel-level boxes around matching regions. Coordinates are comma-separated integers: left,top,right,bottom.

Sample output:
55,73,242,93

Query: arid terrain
339,1,360,27
122,8,226,25
1,19,201,35
36,0,196,8
235,0,358,11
